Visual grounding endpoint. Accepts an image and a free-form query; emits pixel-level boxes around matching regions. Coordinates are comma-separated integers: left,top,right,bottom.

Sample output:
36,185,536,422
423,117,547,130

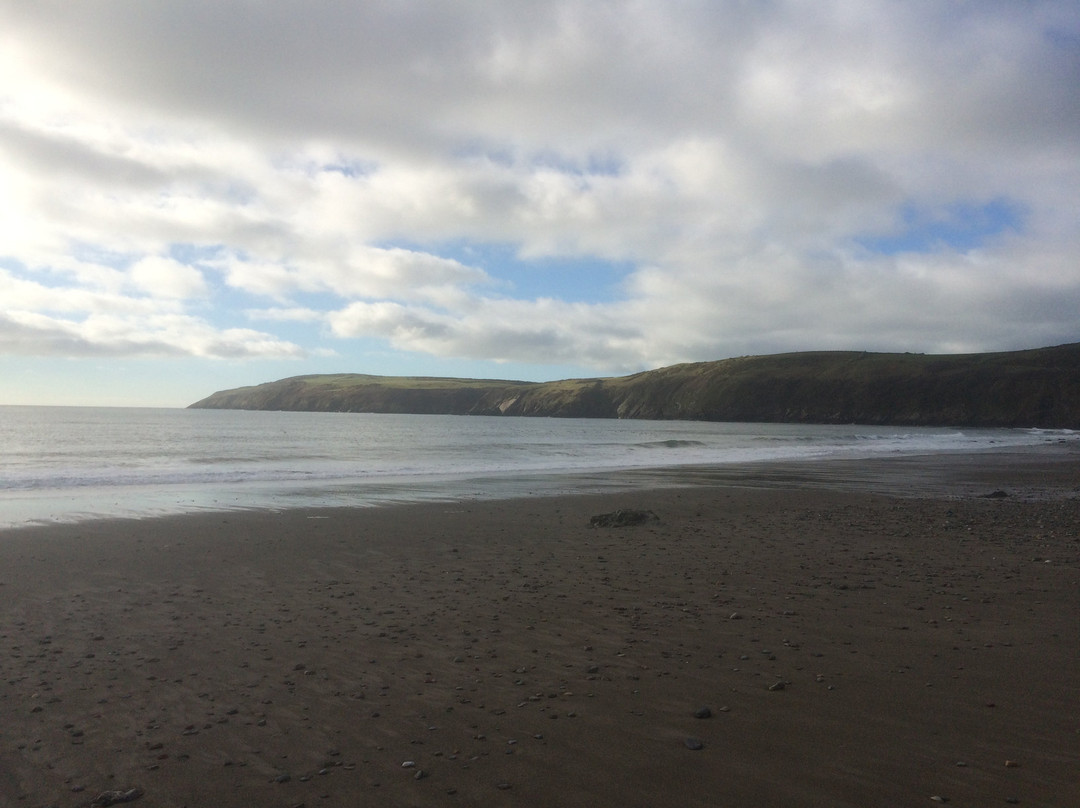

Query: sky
1,1,1078,407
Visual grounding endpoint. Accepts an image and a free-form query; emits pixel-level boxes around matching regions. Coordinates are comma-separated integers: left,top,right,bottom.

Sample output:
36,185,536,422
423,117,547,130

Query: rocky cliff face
189,343,1080,428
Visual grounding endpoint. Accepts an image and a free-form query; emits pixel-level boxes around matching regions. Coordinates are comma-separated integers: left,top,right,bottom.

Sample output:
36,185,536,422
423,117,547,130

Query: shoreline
0,453,1077,806
3,440,1078,531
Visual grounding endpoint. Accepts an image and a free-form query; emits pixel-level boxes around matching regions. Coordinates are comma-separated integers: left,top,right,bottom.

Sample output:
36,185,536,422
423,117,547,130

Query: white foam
1,406,1075,527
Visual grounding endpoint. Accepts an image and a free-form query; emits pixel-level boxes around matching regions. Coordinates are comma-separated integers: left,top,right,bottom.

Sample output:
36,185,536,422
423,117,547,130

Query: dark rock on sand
589,509,659,528
89,789,143,807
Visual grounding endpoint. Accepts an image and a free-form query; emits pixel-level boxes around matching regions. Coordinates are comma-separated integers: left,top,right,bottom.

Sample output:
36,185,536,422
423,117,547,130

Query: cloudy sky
1,1,1078,406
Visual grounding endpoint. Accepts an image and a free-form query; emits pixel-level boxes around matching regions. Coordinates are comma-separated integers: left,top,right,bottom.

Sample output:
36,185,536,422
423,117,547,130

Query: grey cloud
620,248,1080,364
0,0,1076,373
0,121,168,188
6,2,1076,162
0,3,807,154
328,299,651,370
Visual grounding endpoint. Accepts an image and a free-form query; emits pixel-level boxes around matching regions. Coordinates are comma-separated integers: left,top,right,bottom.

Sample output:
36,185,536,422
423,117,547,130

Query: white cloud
0,309,304,360
0,267,302,359
0,0,1076,379
213,245,490,306
328,297,643,369
246,307,324,323
129,256,207,299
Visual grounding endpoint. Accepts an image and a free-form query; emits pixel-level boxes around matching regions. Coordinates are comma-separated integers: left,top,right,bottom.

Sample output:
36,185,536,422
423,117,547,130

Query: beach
1,450,1077,807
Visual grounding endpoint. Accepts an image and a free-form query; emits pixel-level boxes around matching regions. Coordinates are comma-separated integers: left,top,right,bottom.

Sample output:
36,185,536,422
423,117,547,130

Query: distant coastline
189,343,1080,428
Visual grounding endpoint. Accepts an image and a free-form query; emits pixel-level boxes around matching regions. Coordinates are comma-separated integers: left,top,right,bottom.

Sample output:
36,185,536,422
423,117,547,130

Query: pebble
89,790,144,807
684,737,705,750
694,706,712,719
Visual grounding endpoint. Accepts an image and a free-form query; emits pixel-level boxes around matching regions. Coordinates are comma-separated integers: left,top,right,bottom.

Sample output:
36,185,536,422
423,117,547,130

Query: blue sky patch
168,243,226,265
857,198,1025,254
527,149,625,177
0,256,27,273
383,240,632,304
319,159,378,178
452,142,625,177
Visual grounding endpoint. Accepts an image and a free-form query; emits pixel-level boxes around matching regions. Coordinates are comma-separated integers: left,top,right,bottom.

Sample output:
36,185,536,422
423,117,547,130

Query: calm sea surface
0,406,1074,528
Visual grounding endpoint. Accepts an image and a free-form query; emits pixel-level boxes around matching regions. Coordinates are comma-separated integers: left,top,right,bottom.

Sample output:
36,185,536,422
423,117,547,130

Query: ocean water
0,406,1074,528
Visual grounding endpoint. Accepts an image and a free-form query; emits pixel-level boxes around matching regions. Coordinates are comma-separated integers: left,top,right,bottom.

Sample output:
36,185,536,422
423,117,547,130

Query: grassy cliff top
189,343,1080,428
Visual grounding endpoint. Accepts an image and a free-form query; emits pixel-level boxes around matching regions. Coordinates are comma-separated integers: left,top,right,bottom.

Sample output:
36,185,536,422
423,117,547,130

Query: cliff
188,343,1080,428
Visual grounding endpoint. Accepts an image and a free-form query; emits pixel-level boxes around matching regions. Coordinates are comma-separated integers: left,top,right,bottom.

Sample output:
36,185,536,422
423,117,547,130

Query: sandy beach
1,451,1077,807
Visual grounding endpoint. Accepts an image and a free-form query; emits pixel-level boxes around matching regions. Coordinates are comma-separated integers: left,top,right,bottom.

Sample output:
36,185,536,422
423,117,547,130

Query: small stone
414,769,427,780
930,797,949,803
496,782,512,790
684,737,704,750
401,760,416,768
273,773,291,784
694,707,712,719
768,681,786,691
88,789,143,807
1004,759,1019,768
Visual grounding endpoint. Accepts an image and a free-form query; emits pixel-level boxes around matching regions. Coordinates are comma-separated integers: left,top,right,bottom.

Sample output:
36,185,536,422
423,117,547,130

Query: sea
0,406,1075,529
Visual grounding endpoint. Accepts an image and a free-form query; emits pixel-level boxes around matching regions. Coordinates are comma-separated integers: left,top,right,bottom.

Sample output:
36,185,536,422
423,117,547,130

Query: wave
3,409,1079,527
635,439,708,449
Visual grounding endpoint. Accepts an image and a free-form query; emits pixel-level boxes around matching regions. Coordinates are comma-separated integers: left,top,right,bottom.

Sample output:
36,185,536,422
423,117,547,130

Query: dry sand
1,452,1077,807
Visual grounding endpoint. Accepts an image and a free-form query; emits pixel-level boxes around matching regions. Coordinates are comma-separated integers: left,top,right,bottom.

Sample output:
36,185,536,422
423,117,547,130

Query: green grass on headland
189,343,1080,428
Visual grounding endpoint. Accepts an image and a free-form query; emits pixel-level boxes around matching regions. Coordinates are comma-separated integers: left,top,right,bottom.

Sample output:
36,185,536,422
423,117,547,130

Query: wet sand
1,451,1077,807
